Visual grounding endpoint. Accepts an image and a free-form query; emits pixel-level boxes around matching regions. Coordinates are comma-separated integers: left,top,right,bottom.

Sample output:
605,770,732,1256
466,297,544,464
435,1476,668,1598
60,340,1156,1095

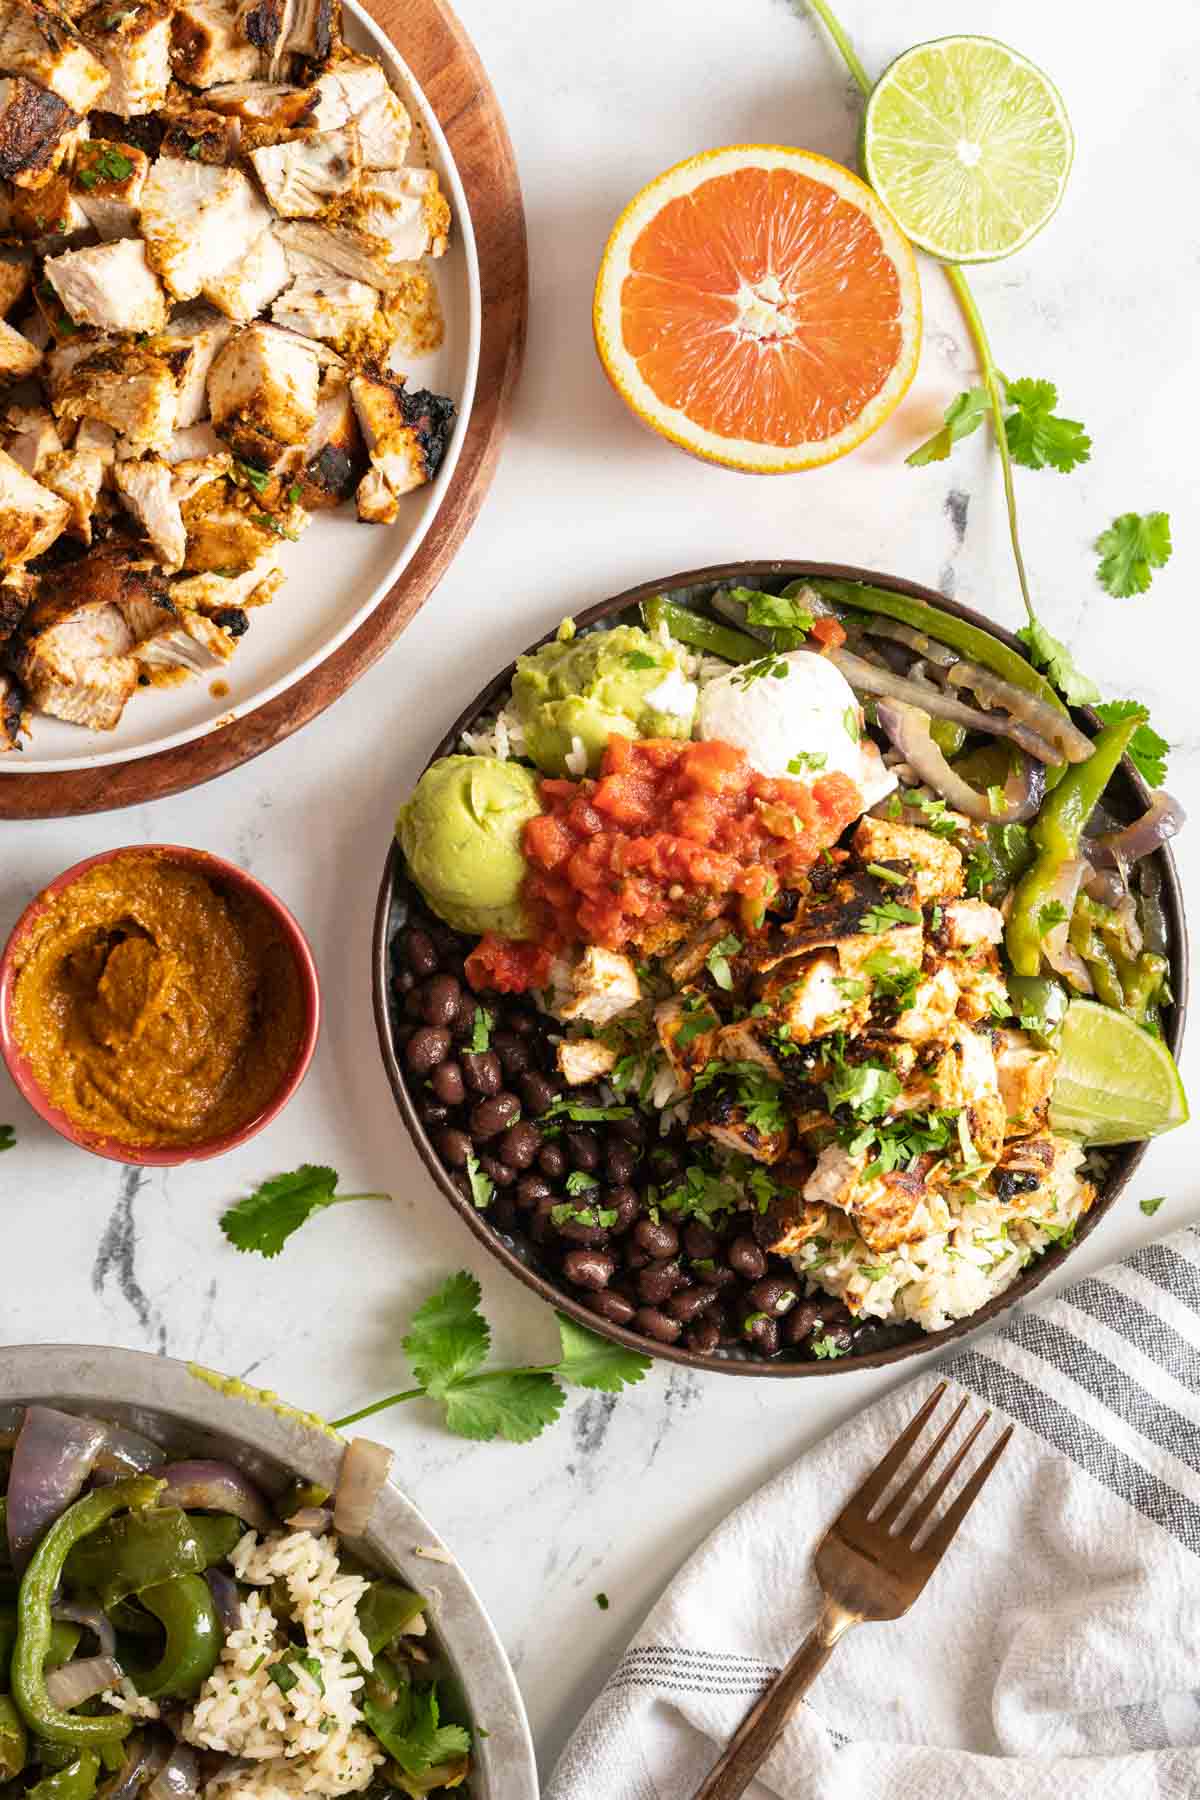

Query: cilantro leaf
1003,378,1091,473
905,384,991,466
540,1099,633,1124
564,1170,599,1196
859,900,921,933
823,1060,900,1121
469,1005,493,1053
553,1313,651,1392
1092,701,1169,787
625,650,659,670
0,1126,13,1152
442,1373,564,1443
220,1165,388,1258
1095,511,1172,598
731,587,813,635
705,932,741,992
810,1334,848,1359
1015,620,1101,707
787,751,827,774
1038,900,1068,936
464,1148,494,1211
1140,1196,1165,1217
364,1684,470,1778
401,1271,490,1395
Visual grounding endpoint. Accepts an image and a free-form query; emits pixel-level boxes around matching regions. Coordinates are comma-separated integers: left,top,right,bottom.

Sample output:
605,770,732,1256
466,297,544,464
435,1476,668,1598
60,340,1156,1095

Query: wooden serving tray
1,0,527,820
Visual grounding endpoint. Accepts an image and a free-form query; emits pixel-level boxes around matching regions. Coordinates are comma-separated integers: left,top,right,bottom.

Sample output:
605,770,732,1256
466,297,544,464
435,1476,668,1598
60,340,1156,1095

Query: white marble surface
2,0,1198,1784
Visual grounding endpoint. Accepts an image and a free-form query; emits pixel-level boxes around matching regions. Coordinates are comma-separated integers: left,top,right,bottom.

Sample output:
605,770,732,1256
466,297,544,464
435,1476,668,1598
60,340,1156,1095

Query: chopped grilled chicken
834,922,924,984
6,166,89,240
280,0,336,64
353,86,409,168
37,443,104,539
170,541,281,610
324,166,449,272
3,401,60,472
50,339,182,446
748,865,922,975
160,420,223,463
940,898,1004,949
70,137,148,238
992,1135,1093,1223
994,1028,1058,1139
851,816,964,904
0,667,26,748
114,454,185,566
17,641,137,726
140,156,269,299
200,224,289,322
0,565,32,640
0,315,42,380
20,540,170,639
0,1,111,113
900,1025,1006,1167
710,1018,784,1079
554,947,640,1027
168,449,230,506
290,362,361,507
181,484,302,571
889,964,960,1044
803,1146,951,1253
9,549,159,728
207,319,320,463
375,266,443,360
133,606,236,676
761,1194,828,1257
953,957,1010,1027
349,370,454,513
353,465,392,521
78,2,170,116
659,920,729,988
689,1077,791,1165
234,0,286,81
72,413,115,465
270,269,374,345
169,0,260,88
202,77,310,128
0,446,68,560
0,257,30,315
756,952,861,1045
655,997,718,1092
556,1039,619,1087
271,214,417,292
249,125,358,216
152,303,234,426
307,51,386,129
0,75,76,185
43,236,167,332
158,100,240,163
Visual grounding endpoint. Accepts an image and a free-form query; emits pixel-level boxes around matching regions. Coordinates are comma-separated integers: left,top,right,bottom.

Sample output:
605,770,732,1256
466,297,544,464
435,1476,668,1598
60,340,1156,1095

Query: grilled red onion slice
53,1601,117,1658
203,1568,242,1636
45,1654,122,1709
333,1438,393,1540
1139,861,1170,958
827,647,1063,765
156,1462,273,1533
97,1734,164,1800
1039,857,1092,992
874,700,1044,823
1082,865,1126,908
7,1407,108,1570
285,1506,333,1535
146,1746,198,1800
1086,792,1186,869
91,1424,168,1484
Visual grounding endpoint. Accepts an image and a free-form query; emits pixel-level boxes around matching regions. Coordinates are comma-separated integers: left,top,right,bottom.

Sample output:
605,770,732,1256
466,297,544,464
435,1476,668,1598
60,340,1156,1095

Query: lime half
1048,1000,1189,1147
863,35,1074,263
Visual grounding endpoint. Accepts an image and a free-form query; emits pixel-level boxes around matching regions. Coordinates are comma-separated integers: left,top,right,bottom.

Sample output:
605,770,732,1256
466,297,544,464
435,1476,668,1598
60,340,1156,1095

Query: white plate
5,2,482,775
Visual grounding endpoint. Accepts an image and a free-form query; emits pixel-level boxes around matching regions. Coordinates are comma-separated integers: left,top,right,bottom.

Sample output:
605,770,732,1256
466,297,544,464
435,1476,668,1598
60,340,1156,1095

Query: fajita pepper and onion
391,582,1186,1357
0,1406,471,1800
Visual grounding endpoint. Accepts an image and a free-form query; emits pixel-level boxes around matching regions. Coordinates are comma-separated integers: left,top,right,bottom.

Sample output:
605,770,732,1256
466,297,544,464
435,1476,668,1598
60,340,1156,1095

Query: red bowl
0,845,320,1166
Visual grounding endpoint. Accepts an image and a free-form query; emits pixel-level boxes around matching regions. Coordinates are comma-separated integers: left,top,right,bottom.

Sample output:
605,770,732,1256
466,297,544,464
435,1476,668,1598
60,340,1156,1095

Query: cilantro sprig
1095,511,1172,598
1092,701,1169,787
364,1682,470,1781
220,1164,390,1257
907,374,1091,475
705,933,741,992
329,1272,650,1443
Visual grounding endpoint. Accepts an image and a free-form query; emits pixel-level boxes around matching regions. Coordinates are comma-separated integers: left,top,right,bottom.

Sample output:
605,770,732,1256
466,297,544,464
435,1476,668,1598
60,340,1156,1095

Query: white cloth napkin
546,1225,1200,1800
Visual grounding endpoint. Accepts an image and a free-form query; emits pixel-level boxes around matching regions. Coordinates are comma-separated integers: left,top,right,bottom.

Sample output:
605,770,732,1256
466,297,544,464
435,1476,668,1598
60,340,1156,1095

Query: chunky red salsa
465,736,860,990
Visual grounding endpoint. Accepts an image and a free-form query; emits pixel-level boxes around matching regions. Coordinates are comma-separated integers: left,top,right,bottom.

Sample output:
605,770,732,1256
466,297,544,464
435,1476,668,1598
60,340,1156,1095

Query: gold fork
692,1381,1013,1800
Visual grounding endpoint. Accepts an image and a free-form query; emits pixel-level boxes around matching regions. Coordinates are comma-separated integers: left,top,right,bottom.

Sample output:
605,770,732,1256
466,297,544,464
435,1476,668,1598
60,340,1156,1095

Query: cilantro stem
331,1389,425,1428
804,0,871,94
329,1363,564,1430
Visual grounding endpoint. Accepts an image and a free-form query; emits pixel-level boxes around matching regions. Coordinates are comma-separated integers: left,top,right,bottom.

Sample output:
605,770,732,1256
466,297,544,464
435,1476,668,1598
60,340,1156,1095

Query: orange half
594,145,922,473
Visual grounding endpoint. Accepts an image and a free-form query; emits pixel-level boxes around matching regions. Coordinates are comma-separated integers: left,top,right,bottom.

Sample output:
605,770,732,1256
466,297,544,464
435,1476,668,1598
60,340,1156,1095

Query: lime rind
863,35,1074,264
1048,999,1188,1146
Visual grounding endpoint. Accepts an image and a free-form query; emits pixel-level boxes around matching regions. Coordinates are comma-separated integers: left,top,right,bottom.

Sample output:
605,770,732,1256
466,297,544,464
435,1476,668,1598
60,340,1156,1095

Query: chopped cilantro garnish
540,1099,633,1124
565,1170,598,1196
551,1201,618,1229
470,1006,493,1052
860,901,921,933
464,1150,493,1211
734,654,789,687
843,706,860,742
675,1007,718,1048
865,861,905,888
1038,900,1068,936
810,1334,848,1359
625,650,658,670
705,933,741,992
787,750,827,774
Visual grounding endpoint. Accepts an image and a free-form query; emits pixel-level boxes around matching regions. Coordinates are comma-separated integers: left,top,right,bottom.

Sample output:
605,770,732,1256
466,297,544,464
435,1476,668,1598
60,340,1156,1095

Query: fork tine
844,1380,948,1517
918,1425,1014,1562
874,1394,969,1529
899,1409,990,1544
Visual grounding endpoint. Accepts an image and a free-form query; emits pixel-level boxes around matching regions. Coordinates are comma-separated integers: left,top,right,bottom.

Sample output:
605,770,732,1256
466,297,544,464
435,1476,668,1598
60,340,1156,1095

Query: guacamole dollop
511,624,697,776
397,755,541,939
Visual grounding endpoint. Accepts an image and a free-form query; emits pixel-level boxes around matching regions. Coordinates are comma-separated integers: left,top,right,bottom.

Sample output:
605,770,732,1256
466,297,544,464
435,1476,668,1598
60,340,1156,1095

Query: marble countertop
3,0,1198,1784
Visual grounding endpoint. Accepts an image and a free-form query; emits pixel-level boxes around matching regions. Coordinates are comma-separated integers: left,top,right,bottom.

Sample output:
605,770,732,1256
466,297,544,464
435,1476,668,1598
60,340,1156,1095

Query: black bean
559,1218,608,1246
491,1031,531,1079
426,922,461,959
604,1142,636,1185
810,1321,853,1356
634,1218,678,1260
635,1306,682,1345
440,953,467,983
748,1276,799,1318
430,1061,465,1106
461,1050,502,1095
606,1186,639,1232
403,988,424,1020
392,966,415,995
436,1127,471,1169
683,1222,719,1260
700,1261,737,1291
564,1249,615,1291
611,1115,646,1147
515,1175,552,1210
529,1200,559,1244
816,1295,851,1323
421,974,461,1028
623,1246,652,1271
469,1092,520,1140
507,1011,537,1037
491,1194,517,1232
666,1286,715,1324
403,929,438,978
650,1147,684,1183
686,1318,721,1355
497,1120,540,1170
565,1128,601,1172
638,1260,682,1306
784,1301,823,1346
520,1071,558,1115
393,1023,416,1051
538,1142,568,1179
728,1236,767,1281
406,1026,451,1074
478,1153,515,1190
742,1314,780,1356
585,1290,635,1326
452,998,480,1044
418,1097,449,1128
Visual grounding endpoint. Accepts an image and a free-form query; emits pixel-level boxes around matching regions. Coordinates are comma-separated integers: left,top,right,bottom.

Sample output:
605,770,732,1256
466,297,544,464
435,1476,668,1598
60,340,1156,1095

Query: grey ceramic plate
373,560,1189,1376
0,1346,537,1800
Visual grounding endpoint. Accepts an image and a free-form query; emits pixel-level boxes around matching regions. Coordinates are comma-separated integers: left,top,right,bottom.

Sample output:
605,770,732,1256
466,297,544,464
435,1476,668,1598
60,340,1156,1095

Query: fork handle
690,1602,856,1800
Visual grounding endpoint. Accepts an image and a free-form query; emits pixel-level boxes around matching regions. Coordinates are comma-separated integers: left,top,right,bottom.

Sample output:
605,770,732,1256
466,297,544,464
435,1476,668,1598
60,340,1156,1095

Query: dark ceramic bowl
372,562,1189,1375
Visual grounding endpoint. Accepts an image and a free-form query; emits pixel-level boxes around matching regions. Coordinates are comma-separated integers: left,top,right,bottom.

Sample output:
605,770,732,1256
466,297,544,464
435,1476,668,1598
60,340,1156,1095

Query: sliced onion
203,1568,242,1636
1039,857,1092,992
146,1745,198,1800
54,1601,116,1658
92,1424,168,1483
827,647,1064,765
1139,861,1170,958
156,1462,273,1533
1113,893,1144,958
285,1506,333,1535
97,1734,159,1800
874,700,1044,823
333,1438,393,1540
7,1407,108,1570
45,1654,122,1709
1086,791,1186,869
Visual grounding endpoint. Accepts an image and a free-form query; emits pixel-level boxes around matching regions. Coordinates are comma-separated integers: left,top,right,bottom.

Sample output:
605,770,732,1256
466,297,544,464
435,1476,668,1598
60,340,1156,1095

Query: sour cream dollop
698,649,896,813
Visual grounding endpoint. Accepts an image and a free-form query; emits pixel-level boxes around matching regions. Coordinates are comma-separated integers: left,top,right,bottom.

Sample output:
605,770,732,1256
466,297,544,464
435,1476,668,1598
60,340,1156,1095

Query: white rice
459,700,527,762
563,734,589,777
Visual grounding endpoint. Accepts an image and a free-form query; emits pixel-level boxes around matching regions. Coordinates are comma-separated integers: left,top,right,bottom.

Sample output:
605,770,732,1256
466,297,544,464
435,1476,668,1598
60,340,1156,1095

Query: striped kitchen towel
546,1226,1200,1800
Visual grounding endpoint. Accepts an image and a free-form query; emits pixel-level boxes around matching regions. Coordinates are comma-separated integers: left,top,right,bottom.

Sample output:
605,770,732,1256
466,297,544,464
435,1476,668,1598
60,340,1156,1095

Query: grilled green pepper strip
1,1613,83,1691
13,1477,162,1746
26,1749,100,1800
65,1509,241,1609
1005,716,1141,978
357,1583,426,1658
0,1693,26,1780
130,1576,221,1701
640,596,762,664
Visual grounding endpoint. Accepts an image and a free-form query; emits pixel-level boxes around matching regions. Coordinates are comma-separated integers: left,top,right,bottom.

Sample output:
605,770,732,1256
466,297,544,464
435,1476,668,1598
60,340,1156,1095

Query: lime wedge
1048,999,1189,1146
863,35,1074,262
